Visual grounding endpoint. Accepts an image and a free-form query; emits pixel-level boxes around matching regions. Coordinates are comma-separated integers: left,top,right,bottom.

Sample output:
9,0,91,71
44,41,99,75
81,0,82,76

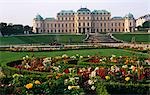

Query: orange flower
35,80,41,85
25,83,33,89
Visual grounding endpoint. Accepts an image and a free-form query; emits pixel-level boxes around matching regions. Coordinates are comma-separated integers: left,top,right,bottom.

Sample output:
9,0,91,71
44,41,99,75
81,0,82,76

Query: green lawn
0,34,86,45
0,48,149,67
112,33,150,43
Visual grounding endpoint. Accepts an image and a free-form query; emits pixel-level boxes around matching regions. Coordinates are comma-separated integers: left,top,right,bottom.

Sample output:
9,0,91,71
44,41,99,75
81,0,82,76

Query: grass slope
113,33,150,43
0,34,86,45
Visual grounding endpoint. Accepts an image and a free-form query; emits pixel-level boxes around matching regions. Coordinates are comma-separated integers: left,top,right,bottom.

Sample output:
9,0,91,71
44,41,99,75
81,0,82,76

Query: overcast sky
0,0,149,26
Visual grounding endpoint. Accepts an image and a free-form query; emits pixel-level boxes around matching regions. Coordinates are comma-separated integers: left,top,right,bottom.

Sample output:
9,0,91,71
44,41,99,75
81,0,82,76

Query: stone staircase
84,33,122,43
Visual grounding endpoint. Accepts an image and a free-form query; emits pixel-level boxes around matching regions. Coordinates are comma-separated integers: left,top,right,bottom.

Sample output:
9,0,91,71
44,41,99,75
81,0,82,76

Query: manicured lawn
0,48,149,67
112,33,150,43
0,34,86,45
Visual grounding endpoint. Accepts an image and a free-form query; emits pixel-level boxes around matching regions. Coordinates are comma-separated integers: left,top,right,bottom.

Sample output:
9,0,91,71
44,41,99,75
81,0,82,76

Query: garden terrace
0,48,150,94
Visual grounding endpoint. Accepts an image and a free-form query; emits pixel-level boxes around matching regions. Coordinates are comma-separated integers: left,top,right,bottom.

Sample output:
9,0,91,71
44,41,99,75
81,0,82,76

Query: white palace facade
33,8,136,34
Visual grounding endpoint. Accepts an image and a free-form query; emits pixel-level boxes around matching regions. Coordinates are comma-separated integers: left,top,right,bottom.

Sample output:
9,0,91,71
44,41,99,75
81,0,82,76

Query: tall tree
142,21,150,28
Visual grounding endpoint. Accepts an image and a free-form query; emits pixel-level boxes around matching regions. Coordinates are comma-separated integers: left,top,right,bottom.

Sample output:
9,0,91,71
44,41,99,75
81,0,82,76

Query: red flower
120,68,127,76
64,68,69,74
96,68,106,79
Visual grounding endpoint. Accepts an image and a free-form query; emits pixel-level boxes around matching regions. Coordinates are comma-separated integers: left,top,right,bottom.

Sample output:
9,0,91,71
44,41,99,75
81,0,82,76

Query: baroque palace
33,8,135,34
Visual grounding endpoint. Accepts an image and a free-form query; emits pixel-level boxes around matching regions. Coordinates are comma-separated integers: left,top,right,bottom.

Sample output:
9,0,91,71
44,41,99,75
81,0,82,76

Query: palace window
83,23,85,26
104,17,105,20
73,23,74,27
100,23,102,27
79,23,81,26
115,23,117,26
47,24,49,28
104,23,106,27
112,23,113,26
55,24,57,27
87,22,89,26
66,24,67,27
123,23,124,26
118,23,120,26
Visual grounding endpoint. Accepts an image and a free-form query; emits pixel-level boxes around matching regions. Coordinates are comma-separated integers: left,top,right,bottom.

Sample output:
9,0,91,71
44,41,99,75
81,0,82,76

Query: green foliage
0,34,86,45
96,80,109,95
142,21,150,28
113,33,150,43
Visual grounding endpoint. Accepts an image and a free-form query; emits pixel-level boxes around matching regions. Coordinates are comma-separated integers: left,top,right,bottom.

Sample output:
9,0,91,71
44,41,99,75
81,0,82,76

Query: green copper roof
124,13,134,19
92,10,110,14
34,14,43,20
112,16,123,19
58,10,75,15
45,18,55,20
77,8,91,14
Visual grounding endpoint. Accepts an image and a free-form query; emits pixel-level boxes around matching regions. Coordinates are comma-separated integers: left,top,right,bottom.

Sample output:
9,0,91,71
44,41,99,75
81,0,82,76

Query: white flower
91,85,96,90
130,65,134,69
68,86,72,90
69,77,75,82
70,56,76,59
110,57,113,60
112,55,116,57
122,65,128,69
88,80,94,85
80,56,83,59
64,79,68,85
26,55,29,59
90,71,96,77
99,59,102,62
23,57,26,60
88,67,91,72
62,54,68,58
94,67,99,71
88,55,90,58
25,63,31,68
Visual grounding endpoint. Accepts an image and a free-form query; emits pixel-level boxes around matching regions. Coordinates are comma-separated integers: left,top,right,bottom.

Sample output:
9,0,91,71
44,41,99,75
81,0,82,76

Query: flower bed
1,54,150,94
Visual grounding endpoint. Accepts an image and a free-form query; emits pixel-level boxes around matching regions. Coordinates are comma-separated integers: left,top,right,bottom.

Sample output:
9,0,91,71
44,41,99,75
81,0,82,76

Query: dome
77,8,91,13
35,14,43,20
92,10,110,14
124,13,134,19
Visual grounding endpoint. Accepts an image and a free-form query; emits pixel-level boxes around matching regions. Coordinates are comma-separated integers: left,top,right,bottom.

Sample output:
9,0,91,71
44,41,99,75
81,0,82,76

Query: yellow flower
35,80,41,85
125,77,130,81
25,83,33,89
105,76,110,80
